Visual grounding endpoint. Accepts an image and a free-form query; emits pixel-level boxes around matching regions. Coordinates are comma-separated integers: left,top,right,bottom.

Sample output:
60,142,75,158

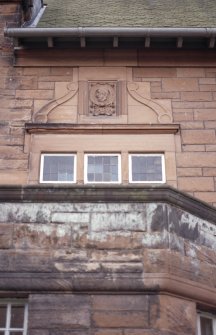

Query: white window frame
197,312,216,335
128,153,166,184
0,300,28,335
84,153,121,184
40,153,77,184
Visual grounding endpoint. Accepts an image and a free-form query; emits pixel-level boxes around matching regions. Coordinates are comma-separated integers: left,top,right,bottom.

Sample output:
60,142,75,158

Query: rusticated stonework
88,81,117,116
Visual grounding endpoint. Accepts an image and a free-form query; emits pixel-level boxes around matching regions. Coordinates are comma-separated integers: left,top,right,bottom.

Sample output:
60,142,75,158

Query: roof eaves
4,27,216,50
4,27,216,38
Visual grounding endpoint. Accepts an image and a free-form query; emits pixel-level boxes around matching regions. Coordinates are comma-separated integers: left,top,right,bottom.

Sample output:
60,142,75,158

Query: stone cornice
25,123,180,135
0,185,216,224
0,273,215,307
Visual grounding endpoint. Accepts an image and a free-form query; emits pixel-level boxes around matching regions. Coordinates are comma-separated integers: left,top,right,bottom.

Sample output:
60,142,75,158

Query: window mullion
23,303,28,335
5,303,11,335
197,314,201,335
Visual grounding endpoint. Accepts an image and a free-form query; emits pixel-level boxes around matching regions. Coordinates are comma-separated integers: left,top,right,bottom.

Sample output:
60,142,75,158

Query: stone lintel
25,123,180,135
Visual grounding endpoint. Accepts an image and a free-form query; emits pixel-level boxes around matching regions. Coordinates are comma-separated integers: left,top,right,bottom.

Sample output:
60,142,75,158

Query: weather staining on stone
88,81,117,116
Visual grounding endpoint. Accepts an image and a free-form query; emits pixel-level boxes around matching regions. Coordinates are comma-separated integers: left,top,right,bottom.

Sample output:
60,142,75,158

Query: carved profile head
95,87,109,104
90,83,114,107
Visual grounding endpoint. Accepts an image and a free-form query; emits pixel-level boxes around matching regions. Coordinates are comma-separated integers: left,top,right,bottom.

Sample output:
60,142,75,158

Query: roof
38,0,216,28
5,0,216,49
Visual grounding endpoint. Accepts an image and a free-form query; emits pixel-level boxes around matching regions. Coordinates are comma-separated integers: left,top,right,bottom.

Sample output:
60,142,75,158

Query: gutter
4,27,216,38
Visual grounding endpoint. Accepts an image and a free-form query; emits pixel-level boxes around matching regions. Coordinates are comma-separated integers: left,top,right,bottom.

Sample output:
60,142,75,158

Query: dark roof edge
0,185,216,224
4,27,216,38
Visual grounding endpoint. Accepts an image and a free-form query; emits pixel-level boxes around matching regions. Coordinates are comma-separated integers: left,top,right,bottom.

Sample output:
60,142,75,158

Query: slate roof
38,0,216,28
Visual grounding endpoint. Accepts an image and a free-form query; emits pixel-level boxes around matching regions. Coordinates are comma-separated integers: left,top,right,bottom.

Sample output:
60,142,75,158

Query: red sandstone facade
0,2,216,335
1,11,216,204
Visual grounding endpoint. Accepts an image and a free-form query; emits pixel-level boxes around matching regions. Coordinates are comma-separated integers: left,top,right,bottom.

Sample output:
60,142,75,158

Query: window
197,313,216,335
39,152,166,184
84,154,121,183
40,154,76,183
0,301,28,335
129,154,165,183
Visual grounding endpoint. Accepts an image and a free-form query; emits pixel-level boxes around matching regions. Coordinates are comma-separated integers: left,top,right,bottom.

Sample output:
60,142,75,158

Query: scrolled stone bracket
34,82,78,123
127,82,172,123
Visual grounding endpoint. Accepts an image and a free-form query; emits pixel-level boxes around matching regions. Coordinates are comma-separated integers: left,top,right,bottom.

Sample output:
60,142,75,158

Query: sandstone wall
0,195,215,334
1,27,216,205
0,2,28,183
133,66,216,205
27,294,196,335
0,3,216,335
1,4,216,205
0,200,215,288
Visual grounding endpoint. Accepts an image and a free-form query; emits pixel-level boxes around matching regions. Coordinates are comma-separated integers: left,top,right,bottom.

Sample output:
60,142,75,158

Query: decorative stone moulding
34,82,78,123
127,82,172,123
33,80,172,124
79,80,126,118
88,81,117,116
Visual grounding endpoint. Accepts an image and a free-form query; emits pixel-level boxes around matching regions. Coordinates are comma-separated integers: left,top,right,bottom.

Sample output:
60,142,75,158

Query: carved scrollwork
34,82,78,123
88,81,117,116
127,82,172,123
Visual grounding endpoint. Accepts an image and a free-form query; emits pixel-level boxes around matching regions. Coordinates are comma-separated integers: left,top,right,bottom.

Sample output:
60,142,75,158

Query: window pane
95,156,102,164
10,305,24,328
103,156,110,164
200,316,213,335
87,173,94,181
0,306,6,328
95,173,103,182
86,155,119,182
111,174,118,181
88,156,94,164
95,164,103,173
0,332,5,335
104,173,110,181
104,165,110,173
131,155,163,182
110,156,118,165
9,332,23,335
42,155,74,182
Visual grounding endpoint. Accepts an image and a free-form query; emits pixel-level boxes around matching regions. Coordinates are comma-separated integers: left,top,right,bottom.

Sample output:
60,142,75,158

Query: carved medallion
88,81,117,116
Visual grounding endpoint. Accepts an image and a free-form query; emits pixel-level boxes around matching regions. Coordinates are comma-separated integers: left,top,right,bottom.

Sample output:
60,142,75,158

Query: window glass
85,154,120,183
200,316,213,335
0,306,6,328
40,154,76,183
0,302,27,335
10,306,25,328
129,154,165,183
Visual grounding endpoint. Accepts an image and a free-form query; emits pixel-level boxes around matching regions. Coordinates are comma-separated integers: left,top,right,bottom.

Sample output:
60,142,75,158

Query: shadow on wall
21,0,43,26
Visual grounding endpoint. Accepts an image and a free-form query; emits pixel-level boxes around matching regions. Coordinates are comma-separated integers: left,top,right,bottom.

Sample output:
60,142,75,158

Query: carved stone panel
88,81,117,117
78,80,127,120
